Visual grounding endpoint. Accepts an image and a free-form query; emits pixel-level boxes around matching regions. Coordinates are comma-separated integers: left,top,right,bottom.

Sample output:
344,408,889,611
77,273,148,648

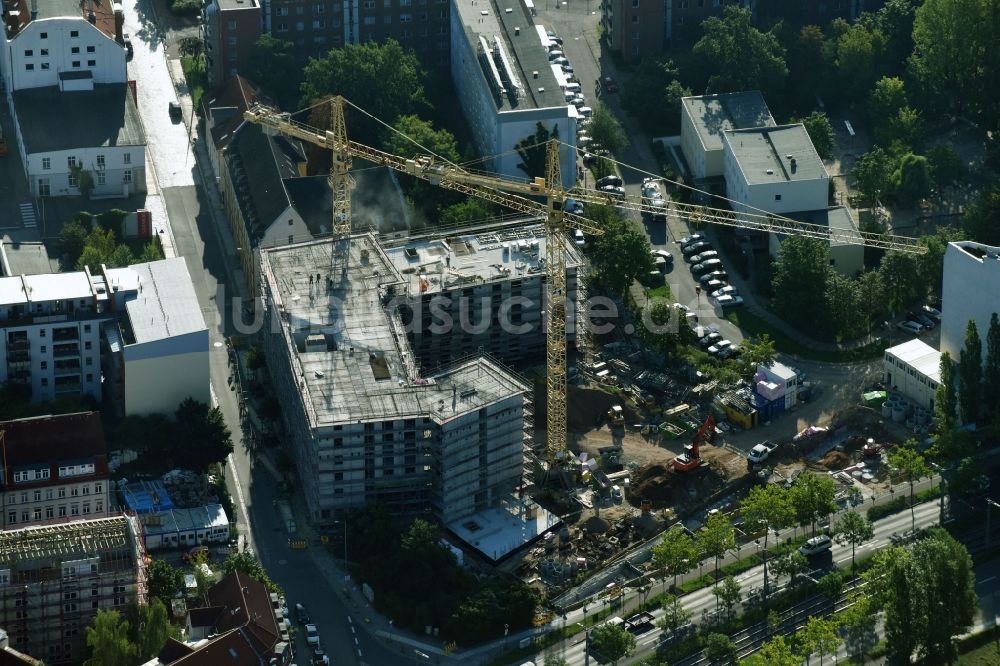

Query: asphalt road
123,0,406,662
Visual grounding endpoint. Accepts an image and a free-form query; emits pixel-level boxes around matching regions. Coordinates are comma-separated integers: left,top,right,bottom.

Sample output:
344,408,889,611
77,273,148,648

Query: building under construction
260,222,574,554
0,514,147,665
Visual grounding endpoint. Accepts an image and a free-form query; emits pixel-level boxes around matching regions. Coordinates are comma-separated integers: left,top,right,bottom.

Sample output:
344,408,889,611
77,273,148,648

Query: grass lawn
181,55,207,111
957,628,1000,665
726,308,885,363
647,284,672,301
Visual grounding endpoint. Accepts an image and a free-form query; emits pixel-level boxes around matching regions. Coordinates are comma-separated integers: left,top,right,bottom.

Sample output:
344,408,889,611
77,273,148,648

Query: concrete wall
123,330,210,415
25,145,146,197
496,107,577,188
883,351,939,411
941,242,1000,364
3,19,126,93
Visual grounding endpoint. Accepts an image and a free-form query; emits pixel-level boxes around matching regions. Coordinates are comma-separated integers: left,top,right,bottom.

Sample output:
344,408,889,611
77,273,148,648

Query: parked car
688,250,719,264
548,50,564,61
699,332,723,348
905,312,929,329
561,63,575,75
573,229,585,246
718,344,740,359
698,270,729,286
651,249,673,265
701,279,726,294
682,241,712,256
552,56,569,67
602,76,619,93
596,175,623,188
913,311,935,329
679,233,705,248
122,33,134,59
305,624,320,647
578,106,593,118
710,285,737,299
897,320,923,335
600,185,625,198
295,603,311,625
692,258,724,276
798,534,832,557
168,101,182,120
708,339,733,355
714,294,745,307
922,304,942,321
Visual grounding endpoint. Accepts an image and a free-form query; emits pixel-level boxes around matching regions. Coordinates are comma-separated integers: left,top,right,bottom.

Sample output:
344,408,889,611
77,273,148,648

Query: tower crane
243,97,925,476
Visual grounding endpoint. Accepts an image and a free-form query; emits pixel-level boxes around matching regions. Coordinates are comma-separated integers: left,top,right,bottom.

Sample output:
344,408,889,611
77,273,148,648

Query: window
227,19,237,29
85,341,92,350
296,21,304,30
40,361,47,370
69,169,78,187
7,512,14,524
86,373,93,383
32,508,40,521
33,491,40,502
314,2,325,11
123,170,132,184
400,13,411,21
95,482,103,494
277,21,289,31
277,6,288,14
58,488,65,498
123,152,131,165
87,60,96,67
71,505,79,516
40,31,48,38
72,60,80,68
87,45,95,52
21,511,27,522
24,49,33,56
40,62,49,70
82,485,89,495
631,14,638,22
25,64,34,71
71,487,78,497
71,46,80,54
312,19,325,28
86,357,92,366
40,49,48,56
96,501,103,513
40,329,46,337
41,158,50,170
45,489,52,500
364,15,375,23
227,36,237,45
82,503,90,515
46,507,53,519
364,0,374,7
774,194,782,201
58,506,66,517
70,30,79,37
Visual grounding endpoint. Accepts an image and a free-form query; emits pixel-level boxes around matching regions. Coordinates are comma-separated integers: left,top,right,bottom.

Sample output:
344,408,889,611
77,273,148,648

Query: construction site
0,514,148,664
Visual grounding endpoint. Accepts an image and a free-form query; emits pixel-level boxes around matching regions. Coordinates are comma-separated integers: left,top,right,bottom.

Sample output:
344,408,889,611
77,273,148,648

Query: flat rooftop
383,221,582,295
453,0,567,111
217,0,257,8
0,241,56,276
446,499,561,563
0,276,27,306
787,206,860,246
108,258,207,344
22,270,93,302
683,91,774,153
886,339,941,383
262,235,529,427
725,124,828,185
143,504,230,537
12,84,145,154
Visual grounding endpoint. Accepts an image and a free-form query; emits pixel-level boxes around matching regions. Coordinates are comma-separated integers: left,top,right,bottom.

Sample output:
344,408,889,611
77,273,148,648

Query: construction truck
747,440,778,465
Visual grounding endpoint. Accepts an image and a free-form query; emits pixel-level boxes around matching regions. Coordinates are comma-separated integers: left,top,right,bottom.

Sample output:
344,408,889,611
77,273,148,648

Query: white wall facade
941,242,1000,364
679,106,710,180
496,107,577,188
2,18,126,94
0,319,106,402
884,349,939,411
123,332,211,416
722,145,829,217
260,203,311,248
23,144,146,197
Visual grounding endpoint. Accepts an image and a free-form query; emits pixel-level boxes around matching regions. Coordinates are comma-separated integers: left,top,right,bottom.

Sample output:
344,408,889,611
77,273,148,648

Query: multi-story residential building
1,0,146,198
451,0,577,188
0,412,111,530
203,0,261,87
601,0,665,63
940,241,1000,367
261,235,532,526
0,258,208,414
680,91,774,182
0,515,147,665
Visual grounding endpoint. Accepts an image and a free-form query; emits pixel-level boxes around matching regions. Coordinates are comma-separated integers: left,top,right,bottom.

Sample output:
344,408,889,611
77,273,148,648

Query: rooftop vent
538,87,545,92
532,70,538,79
514,26,520,35
765,169,774,175
505,7,512,12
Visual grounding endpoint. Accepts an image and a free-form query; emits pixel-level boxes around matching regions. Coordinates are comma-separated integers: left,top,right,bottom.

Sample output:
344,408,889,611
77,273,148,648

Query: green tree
833,510,874,570
889,106,924,148
915,226,964,296
877,251,920,313
856,270,886,333
838,594,879,659
740,484,794,594
771,236,830,333
816,569,845,600
862,0,919,70
245,35,302,110
935,351,958,431
147,559,185,608
705,632,738,664
712,576,742,619
76,227,119,272
963,183,1000,246
514,123,559,179
985,313,1000,420
785,24,833,109
385,114,460,162
587,206,655,296
222,551,281,594
800,616,841,665
799,112,835,160
911,529,978,663
125,599,174,661
926,143,964,189
657,593,692,634
693,6,788,97
651,526,700,592
888,443,931,532
891,153,932,206
834,23,888,101
771,551,808,586
437,197,497,227
851,146,895,204
790,472,837,534
825,271,862,340
543,658,568,666
737,335,776,378
869,76,908,134
59,218,90,270
588,621,636,665
588,104,629,155
958,319,983,425
138,239,164,263
300,40,427,144
698,512,736,578
84,610,135,666
740,635,800,666
173,398,234,472
621,58,685,134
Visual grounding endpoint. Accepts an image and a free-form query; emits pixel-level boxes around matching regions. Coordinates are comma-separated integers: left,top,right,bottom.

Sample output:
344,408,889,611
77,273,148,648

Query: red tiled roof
0,412,109,489
206,571,280,655
164,628,264,666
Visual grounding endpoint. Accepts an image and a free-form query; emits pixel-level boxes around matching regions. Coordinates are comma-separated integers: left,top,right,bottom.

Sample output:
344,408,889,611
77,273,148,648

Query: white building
1,0,144,198
940,241,1000,364
0,259,208,415
756,361,798,410
884,339,941,411
680,91,774,181
140,504,230,551
450,0,576,188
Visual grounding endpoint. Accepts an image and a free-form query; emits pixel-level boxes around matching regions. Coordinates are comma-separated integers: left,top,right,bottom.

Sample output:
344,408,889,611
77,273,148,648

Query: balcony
54,361,82,375
53,345,80,358
52,329,79,342
6,339,29,350
54,376,81,393
6,351,30,363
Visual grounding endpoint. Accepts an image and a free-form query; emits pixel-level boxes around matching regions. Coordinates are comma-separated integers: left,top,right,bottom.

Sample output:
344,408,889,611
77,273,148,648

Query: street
122,0,406,662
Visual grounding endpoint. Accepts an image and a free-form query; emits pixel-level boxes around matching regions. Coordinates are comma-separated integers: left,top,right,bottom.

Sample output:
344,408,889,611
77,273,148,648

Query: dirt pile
582,516,610,534
821,450,852,470
629,463,674,504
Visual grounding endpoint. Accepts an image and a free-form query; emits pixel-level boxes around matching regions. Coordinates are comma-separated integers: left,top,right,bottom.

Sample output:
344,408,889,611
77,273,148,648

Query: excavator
673,415,715,472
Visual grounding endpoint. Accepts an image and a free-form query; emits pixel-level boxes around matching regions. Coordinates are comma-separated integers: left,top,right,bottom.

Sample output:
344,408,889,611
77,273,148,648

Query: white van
578,106,593,118
798,534,832,557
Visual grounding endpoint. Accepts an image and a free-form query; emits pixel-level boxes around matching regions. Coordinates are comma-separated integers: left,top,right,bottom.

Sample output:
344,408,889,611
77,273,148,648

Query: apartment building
203,0,261,87
0,412,111,530
0,259,208,414
261,235,532,526
450,0,577,188
680,91,774,182
601,0,664,63
0,515,147,665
